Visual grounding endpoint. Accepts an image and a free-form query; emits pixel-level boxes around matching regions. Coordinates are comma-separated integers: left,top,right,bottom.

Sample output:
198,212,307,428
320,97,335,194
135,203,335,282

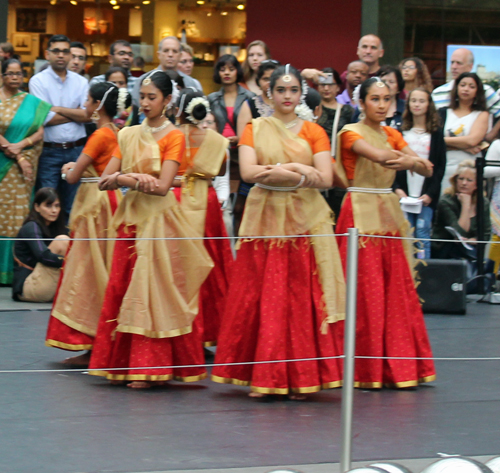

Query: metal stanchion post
340,227,360,473
476,156,485,294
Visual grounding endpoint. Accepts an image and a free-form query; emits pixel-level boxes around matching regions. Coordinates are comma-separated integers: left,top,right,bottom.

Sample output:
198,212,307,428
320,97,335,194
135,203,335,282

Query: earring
358,109,366,121
161,105,168,117
139,106,144,113
91,110,100,121
266,89,272,100
175,117,181,126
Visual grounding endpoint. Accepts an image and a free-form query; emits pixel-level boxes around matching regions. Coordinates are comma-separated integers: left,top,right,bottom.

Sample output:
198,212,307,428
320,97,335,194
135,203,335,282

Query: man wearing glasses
89,40,137,96
28,34,90,216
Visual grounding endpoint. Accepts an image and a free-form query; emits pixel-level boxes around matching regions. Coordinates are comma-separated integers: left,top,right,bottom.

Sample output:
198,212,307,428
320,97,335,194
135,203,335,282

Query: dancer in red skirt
88,70,213,388
172,88,233,347
335,77,436,388
46,82,129,366
212,65,346,400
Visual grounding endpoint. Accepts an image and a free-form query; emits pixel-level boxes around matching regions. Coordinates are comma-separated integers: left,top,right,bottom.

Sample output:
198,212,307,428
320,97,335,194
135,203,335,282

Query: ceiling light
70,0,77,5
49,0,57,4
207,12,212,16
110,0,117,4
142,0,150,4
134,4,140,8
196,0,205,4
221,10,228,15
112,4,120,8
237,3,244,9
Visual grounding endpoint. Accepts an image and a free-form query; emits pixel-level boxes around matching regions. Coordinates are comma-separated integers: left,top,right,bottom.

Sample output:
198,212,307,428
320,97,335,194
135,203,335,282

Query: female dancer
88,70,213,388
212,65,346,399
241,40,271,95
45,82,130,365
399,57,433,98
0,58,52,284
394,88,446,259
335,77,436,388
174,88,232,346
440,72,488,191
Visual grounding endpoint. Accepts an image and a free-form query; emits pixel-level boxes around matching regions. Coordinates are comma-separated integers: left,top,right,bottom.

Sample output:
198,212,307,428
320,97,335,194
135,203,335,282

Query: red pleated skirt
45,190,119,351
173,186,233,346
211,238,344,395
336,194,436,388
88,225,206,382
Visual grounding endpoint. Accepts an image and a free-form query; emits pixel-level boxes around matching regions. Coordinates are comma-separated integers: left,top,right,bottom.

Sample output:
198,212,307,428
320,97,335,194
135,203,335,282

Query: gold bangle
17,157,26,164
134,181,140,190
26,137,33,146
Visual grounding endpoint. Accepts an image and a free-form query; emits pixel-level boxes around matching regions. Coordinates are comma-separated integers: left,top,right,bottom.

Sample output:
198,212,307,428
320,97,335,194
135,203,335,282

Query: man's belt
43,138,86,150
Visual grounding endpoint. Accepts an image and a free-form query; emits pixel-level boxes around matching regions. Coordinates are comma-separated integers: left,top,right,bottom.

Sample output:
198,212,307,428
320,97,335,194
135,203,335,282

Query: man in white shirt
29,35,89,216
431,47,500,118
132,36,201,107
89,40,138,96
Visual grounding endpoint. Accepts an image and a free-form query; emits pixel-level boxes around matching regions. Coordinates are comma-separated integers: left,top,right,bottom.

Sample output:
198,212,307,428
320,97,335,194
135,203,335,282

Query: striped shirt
432,80,500,118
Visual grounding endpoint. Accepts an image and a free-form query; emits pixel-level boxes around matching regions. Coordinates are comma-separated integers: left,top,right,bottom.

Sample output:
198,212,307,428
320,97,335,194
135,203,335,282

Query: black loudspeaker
415,259,467,315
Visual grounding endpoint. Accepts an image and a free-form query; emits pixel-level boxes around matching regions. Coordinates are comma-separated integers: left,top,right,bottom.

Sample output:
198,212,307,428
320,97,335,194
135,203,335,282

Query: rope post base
340,227,360,473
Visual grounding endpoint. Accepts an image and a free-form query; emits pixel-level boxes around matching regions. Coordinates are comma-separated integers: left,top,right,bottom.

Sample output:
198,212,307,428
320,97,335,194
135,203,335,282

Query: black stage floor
1,300,500,473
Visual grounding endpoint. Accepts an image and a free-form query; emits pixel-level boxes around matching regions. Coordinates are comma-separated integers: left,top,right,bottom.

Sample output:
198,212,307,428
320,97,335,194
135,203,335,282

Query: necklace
411,127,427,134
144,119,170,134
284,118,299,129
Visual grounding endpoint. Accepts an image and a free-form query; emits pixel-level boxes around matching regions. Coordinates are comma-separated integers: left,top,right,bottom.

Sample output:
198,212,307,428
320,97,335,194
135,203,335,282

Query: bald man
337,60,369,106
432,47,500,118
132,36,201,107
340,34,384,89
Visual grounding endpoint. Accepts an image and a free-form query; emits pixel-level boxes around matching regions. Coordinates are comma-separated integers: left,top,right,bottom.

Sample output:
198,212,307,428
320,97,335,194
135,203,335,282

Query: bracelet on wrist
26,137,33,147
17,156,26,164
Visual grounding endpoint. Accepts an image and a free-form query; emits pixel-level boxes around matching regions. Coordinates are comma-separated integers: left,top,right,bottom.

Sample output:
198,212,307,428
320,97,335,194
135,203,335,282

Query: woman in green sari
0,59,52,284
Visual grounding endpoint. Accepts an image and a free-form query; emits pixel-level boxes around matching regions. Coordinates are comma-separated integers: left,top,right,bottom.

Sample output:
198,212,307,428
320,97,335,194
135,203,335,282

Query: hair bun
192,103,207,121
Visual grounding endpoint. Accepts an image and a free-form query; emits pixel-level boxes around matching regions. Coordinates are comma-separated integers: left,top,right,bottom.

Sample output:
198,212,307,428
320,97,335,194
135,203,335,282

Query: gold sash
239,117,345,327
51,165,122,336
110,123,214,338
336,123,412,263
180,126,229,236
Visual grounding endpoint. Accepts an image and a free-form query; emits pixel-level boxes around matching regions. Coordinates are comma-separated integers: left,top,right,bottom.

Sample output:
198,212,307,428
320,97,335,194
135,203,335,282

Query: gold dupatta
239,116,345,327
50,165,122,338
180,126,229,236
336,123,412,263
110,122,214,338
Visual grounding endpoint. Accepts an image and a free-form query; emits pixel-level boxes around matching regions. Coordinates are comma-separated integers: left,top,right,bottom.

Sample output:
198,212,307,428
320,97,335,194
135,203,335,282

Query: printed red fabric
212,238,344,394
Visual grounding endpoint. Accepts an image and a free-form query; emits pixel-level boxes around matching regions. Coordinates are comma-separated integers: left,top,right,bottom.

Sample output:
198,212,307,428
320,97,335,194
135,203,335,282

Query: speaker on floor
415,259,467,315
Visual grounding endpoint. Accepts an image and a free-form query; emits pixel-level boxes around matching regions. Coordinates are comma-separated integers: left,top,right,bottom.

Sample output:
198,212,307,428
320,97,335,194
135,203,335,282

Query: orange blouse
82,127,118,175
341,126,408,180
240,120,331,156
113,128,185,165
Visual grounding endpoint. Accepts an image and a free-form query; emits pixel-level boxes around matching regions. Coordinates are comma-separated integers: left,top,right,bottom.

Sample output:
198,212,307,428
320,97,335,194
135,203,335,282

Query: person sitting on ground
432,160,490,260
12,188,69,302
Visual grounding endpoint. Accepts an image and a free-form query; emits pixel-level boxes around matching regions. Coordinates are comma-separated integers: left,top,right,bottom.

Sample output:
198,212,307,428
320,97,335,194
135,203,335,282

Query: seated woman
432,160,491,260
12,188,69,302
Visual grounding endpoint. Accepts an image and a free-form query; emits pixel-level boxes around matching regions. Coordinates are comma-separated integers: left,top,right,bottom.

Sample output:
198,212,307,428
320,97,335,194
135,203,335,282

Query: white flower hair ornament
352,84,361,107
294,103,314,122
168,80,180,110
116,87,129,115
300,79,309,104
185,96,211,124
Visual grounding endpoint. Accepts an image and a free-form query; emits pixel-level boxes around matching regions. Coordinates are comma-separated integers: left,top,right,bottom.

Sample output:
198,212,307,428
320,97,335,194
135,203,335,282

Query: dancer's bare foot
248,391,267,398
127,381,152,389
62,351,91,367
288,393,307,401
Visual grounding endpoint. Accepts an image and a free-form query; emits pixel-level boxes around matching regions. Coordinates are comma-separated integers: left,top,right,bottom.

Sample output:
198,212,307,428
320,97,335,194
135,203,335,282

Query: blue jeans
36,146,82,218
406,205,433,259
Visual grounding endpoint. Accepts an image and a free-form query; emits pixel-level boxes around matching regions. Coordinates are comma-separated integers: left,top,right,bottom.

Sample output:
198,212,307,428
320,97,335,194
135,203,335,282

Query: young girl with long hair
212,65,346,400
45,82,131,365
241,40,271,95
335,77,436,388
394,87,446,259
13,188,69,302
88,70,213,388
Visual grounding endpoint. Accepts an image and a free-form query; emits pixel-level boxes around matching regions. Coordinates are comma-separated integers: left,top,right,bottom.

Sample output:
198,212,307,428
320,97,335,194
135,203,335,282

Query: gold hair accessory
143,77,151,86
376,81,385,88
283,63,292,82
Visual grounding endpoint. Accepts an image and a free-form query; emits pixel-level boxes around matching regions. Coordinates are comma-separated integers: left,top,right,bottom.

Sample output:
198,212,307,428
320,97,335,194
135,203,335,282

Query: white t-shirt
403,128,431,198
